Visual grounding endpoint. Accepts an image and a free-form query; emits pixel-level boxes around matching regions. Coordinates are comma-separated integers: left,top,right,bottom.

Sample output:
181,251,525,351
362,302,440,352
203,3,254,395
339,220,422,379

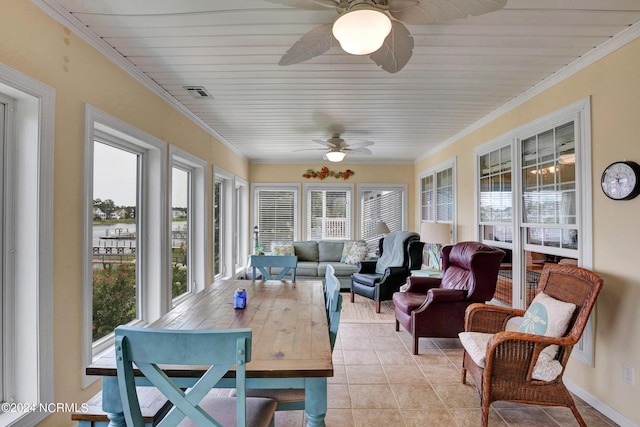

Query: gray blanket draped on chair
375,231,419,274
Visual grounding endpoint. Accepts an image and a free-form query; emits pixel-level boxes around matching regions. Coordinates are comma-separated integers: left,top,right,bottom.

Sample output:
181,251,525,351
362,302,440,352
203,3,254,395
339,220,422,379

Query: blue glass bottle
234,288,247,309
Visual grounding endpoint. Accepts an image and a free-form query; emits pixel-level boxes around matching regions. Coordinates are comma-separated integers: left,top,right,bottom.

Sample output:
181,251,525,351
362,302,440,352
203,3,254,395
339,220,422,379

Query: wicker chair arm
464,303,525,334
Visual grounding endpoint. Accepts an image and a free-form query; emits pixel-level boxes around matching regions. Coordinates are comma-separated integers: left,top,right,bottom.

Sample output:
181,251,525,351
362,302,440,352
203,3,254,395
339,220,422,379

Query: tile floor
274,322,618,427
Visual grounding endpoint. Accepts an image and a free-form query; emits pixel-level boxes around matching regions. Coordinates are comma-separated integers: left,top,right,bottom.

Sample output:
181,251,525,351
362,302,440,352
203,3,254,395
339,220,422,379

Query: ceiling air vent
184,86,212,98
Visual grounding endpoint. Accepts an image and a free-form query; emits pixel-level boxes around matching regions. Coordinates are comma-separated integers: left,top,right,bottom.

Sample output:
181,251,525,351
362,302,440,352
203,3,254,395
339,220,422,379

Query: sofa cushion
293,241,319,262
318,241,346,262
295,261,320,276
318,262,358,277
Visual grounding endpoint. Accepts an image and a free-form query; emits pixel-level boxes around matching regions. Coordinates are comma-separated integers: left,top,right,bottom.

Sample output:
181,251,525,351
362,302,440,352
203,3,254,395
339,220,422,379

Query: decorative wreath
302,166,354,180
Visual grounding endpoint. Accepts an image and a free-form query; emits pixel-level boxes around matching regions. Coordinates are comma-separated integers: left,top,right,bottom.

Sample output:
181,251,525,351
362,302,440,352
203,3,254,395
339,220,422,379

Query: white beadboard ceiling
35,0,640,164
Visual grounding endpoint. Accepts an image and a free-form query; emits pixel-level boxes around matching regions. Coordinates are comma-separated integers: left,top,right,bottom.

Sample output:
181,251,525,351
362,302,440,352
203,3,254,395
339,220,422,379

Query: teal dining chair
238,266,343,412
115,326,277,427
325,264,339,317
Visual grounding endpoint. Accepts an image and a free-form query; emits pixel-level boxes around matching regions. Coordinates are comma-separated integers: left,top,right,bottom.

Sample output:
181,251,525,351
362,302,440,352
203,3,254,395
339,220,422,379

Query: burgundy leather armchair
392,241,505,354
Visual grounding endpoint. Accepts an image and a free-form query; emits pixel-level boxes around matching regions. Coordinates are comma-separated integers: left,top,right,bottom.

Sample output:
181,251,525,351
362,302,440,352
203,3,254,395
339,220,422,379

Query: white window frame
251,184,301,249
474,97,593,365
170,146,206,300
235,177,249,276
418,158,457,242
304,183,354,241
358,183,408,242
82,105,169,387
0,63,54,426
214,167,237,279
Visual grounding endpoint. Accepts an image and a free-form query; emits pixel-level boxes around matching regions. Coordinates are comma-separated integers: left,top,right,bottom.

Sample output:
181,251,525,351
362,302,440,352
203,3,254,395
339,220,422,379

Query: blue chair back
325,264,339,316
328,293,342,350
115,326,252,427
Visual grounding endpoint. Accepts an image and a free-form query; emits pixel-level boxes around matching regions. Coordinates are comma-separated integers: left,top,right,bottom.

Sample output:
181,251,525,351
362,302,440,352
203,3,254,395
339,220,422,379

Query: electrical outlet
623,364,634,385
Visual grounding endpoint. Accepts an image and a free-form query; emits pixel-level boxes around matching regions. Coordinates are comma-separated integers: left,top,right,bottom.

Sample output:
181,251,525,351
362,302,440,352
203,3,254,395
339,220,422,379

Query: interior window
306,185,352,240
253,185,299,250
360,185,406,250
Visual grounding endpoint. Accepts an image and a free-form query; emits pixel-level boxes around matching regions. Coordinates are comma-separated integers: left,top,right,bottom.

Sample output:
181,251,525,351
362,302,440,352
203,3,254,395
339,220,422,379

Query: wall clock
601,160,640,200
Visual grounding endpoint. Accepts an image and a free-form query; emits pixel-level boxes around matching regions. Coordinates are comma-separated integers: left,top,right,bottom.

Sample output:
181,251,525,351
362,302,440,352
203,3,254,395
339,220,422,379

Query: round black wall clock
601,160,640,200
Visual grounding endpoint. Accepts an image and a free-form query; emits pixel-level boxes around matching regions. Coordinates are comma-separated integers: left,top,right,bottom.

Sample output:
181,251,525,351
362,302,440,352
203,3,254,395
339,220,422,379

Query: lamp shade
332,7,392,55
419,222,451,245
325,150,346,162
374,221,390,235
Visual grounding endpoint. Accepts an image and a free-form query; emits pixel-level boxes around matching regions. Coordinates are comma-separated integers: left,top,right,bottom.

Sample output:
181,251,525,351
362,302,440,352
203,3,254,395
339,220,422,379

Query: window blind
255,189,296,248
361,189,404,249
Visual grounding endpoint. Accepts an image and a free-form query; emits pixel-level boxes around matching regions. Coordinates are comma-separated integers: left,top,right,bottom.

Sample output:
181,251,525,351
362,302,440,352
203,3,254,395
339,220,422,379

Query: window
171,147,206,299
479,145,513,245
522,122,577,252
252,184,300,249
171,166,190,298
475,98,592,364
214,167,246,278
419,159,456,238
214,178,224,277
235,178,249,273
359,184,407,249
92,140,140,343
83,106,168,379
305,184,353,240
0,65,55,426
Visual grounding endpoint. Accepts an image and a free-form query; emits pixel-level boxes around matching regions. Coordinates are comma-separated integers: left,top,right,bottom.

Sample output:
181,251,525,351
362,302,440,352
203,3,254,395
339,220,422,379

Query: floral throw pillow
518,292,576,361
271,241,294,256
344,241,368,265
340,241,355,263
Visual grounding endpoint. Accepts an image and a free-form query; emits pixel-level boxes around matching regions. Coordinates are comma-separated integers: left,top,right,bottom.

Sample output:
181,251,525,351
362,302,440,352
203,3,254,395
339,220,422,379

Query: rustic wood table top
87,279,333,379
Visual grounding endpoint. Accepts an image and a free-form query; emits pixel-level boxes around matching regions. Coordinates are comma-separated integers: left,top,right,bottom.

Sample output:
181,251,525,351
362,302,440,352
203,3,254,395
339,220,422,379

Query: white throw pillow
518,292,576,362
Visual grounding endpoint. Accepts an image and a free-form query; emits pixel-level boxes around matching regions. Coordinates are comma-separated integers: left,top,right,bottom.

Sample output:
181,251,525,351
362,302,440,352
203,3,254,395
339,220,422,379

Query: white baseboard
564,378,639,427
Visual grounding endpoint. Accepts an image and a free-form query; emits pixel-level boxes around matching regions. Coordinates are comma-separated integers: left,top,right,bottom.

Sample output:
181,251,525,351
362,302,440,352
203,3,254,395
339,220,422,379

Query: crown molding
30,0,246,161
416,21,640,163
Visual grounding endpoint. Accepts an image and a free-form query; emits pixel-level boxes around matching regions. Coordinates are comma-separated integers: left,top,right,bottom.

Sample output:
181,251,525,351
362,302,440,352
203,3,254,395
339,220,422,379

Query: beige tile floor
273,322,618,427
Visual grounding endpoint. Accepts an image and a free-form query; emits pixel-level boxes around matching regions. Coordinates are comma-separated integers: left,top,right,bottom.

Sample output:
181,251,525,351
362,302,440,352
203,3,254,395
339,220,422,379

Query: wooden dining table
87,279,333,427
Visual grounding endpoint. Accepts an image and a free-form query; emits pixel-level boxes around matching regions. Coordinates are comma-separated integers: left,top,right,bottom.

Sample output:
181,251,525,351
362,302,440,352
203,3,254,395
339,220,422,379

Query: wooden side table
249,255,298,280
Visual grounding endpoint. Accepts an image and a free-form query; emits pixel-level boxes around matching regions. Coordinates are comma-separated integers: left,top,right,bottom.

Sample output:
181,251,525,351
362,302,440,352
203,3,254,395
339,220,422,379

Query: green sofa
290,240,365,290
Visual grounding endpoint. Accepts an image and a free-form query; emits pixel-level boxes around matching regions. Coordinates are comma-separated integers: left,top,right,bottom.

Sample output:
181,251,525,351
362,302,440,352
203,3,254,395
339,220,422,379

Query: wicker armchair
460,263,604,427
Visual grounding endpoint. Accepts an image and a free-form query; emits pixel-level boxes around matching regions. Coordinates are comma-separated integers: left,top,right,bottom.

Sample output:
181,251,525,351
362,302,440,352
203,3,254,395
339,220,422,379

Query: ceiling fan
296,134,374,162
266,0,507,73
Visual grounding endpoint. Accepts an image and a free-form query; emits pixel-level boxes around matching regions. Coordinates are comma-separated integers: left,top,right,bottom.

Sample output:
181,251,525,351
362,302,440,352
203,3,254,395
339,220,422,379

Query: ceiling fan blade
369,21,413,73
389,0,507,24
344,147,373,155
312,139,338,148
346,140,374,148
279,24,336,66
264,0,337,10
294,147,328,152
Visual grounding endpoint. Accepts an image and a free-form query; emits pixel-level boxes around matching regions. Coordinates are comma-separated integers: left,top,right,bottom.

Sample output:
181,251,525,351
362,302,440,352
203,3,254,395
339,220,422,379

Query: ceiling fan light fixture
332,6,392,55
326,150,346,162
